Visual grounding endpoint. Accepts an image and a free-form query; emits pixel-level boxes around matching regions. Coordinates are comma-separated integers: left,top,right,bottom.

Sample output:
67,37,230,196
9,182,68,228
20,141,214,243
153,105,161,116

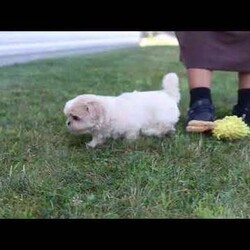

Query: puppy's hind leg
141,123,176,138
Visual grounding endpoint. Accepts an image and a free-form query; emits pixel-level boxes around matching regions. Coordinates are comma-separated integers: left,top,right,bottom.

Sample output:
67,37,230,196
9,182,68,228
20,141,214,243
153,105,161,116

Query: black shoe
186,98,216,125
232,103,250,125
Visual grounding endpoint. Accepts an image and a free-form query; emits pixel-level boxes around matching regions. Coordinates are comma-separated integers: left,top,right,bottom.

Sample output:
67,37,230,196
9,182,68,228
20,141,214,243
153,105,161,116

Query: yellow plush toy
186,116,250,140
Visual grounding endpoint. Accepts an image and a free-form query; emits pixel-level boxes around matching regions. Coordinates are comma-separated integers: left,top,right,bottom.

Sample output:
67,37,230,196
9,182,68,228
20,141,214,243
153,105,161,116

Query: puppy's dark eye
72,115,80,121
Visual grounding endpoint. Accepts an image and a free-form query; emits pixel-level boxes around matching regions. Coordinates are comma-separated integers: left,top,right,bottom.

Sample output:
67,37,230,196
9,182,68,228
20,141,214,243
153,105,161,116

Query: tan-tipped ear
63,103,70,115
63,99,74,115
86,101,104,120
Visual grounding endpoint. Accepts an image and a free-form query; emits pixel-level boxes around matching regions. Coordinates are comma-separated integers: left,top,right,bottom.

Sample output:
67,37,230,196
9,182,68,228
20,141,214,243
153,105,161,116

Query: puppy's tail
162,72,180,103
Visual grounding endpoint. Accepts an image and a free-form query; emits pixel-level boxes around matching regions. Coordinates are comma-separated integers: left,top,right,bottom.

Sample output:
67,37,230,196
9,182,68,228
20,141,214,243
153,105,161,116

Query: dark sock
237,89,250,107
189,87,212,107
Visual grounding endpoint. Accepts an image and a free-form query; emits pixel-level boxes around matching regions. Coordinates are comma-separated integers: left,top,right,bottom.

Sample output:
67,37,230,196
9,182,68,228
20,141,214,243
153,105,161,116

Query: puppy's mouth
67,126,88,135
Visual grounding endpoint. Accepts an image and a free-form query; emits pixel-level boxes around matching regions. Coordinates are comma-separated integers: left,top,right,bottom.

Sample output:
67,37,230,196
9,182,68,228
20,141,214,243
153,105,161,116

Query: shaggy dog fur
64,73,180,148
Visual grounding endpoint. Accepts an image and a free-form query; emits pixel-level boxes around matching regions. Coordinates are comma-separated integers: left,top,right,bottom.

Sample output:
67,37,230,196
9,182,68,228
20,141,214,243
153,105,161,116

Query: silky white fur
64,72,180,148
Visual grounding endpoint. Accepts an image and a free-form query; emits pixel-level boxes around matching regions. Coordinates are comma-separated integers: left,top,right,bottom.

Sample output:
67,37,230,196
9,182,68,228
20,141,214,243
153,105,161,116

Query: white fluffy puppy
64,73,180,148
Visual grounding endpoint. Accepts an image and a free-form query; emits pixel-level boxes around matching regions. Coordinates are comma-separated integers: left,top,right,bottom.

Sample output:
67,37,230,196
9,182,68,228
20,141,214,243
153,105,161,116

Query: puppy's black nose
67,121,71,126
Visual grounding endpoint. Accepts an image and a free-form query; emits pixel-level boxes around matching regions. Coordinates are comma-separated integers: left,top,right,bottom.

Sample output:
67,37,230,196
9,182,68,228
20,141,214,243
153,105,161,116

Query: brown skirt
175,31,250,72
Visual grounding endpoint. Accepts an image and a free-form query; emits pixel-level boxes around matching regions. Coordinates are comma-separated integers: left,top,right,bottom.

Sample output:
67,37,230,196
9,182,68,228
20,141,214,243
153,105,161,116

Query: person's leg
188,68,212,88
238,72,250,99
232,72,250,124
239,72,250,88
186,68,215,124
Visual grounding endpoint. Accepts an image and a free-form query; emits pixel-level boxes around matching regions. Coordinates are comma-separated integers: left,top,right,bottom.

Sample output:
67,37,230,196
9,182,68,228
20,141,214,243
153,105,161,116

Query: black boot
186,98,216,125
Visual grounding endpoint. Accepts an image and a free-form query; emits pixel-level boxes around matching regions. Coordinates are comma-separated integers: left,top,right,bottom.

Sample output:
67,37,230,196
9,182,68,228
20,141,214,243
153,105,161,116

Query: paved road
0,32,141,66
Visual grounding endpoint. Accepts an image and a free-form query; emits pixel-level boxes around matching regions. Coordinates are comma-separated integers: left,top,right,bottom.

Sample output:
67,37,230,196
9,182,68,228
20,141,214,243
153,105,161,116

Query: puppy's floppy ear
85,101,104,120
63,99,74,115
63,103,70,116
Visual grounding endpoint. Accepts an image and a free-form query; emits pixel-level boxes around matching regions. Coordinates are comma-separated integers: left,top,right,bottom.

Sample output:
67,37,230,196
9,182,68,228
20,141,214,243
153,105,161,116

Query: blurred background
0,31,178,66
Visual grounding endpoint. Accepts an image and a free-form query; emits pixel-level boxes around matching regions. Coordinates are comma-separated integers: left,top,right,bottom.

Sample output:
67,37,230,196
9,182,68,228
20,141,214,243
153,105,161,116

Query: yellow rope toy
186,115,250,140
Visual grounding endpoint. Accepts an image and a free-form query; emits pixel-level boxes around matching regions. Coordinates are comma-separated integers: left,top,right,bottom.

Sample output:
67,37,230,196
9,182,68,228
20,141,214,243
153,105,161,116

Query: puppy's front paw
85,138,105,148
125,132,139,141
86,141,97,148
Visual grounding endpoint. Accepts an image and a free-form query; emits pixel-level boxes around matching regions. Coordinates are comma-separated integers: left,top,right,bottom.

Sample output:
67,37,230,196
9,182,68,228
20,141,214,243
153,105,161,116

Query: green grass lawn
1,46,250,218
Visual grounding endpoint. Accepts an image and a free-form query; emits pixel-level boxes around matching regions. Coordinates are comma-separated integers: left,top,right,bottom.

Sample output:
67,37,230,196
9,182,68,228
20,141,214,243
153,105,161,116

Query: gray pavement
0,32,141,66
